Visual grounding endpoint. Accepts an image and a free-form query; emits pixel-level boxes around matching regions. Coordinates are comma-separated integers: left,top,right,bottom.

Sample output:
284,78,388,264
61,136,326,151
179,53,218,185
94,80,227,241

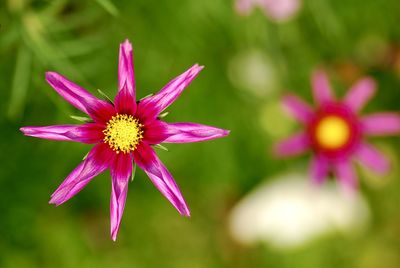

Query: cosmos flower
235,0,301,22
274,70,400,191
20,40,229,240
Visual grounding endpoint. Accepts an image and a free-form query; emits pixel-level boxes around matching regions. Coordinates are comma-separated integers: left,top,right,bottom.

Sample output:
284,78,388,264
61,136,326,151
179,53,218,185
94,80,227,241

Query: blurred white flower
228,50,279,98
235,0,302,22
229,173,370,249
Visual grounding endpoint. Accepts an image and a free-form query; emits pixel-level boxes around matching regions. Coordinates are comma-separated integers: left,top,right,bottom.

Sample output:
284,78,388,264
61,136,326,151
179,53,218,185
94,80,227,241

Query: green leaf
70,115,92,123
95,0,119,17
7,45,32,120
154,144,169,152
159,112,169,118
140,93,154,100
97,89,114,103
131,163,137,182
82,152,89,160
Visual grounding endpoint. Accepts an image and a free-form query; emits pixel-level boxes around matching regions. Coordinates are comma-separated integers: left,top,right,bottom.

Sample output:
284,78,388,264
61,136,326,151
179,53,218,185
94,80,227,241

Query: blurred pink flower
235,0,301,22
274,70,400,191
21,40,229,241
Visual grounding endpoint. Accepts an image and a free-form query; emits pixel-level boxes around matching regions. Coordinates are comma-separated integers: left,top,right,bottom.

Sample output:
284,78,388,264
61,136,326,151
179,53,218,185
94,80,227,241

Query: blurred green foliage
0,0,399,267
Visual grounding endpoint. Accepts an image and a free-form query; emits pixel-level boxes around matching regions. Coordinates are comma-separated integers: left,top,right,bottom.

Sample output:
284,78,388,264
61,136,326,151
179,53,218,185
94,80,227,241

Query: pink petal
114,85,137,115
49,143,114,205
310,155,329,185
235,0,255,16
118,40,136,96
115,40,137,115
282,94,314,123
20,123,104,144
361,113,400,136
133,143,190,216
259,0,301,22
136,64,204,121
46,72,116,123
311,70,334,105
344,77,376,112
334,160,358,193
355,143,390,174
273,132,310,157
142,120,170,144
110,153,133,241
162,122,230,143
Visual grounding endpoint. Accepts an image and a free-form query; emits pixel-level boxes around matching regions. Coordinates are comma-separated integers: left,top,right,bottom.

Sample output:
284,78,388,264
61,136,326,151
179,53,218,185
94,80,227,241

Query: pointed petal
136,64,203,121
133,143,190,216
355,143,390,174
334,161,358,193
273,132,310,157
46,72,116,123
161,122,230,143
310,155,329,185
142,120,170,144
344,77,376,112
361,113,400,136
20,123,104,144
311,70,334,105
282,94,314,123
118,40,136,96
115,40,137,115
110,153,132,241
49,143,114,205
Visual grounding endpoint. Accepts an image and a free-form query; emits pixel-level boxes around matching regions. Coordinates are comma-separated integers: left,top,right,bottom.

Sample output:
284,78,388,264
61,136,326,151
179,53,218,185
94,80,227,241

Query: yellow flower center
315,115,350,150
103,114,143,154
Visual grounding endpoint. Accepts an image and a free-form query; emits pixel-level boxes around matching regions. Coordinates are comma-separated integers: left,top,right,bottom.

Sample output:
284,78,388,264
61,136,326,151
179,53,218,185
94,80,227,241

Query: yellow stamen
103,114,143,154
315,115,350,150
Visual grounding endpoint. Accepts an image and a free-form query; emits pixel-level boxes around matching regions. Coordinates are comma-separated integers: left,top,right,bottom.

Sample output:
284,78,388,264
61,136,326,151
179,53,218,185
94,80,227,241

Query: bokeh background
1,0,400,267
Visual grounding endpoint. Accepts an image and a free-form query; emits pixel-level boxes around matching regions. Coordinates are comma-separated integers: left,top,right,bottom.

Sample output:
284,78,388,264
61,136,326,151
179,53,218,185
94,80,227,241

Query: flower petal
20,123,104,144
118,40,136,96
344,77,376,112
162,122,230,143
142,120,170,144
355,143,390,174
235,0,255,16
136,64,204,121
115,40,137,115
361,113,400,136
133,143,190,216
46,72,116,123
334,160,358,193
273,132,310,157
309,155,329,185
282,94,314,123
110,153,133,241
114,85,137,115
49,143,114,205
311,70,334,105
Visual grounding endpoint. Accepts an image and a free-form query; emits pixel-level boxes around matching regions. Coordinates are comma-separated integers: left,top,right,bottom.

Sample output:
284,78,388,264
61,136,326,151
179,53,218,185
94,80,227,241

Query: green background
0,0,399,267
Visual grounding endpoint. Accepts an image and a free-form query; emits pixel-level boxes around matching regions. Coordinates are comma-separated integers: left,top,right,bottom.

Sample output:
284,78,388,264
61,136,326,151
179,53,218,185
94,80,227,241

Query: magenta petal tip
45,71,58,81
48,197,62,206
122,39,132,47
20,127,28,135
111,227,119,241
178,203,191,217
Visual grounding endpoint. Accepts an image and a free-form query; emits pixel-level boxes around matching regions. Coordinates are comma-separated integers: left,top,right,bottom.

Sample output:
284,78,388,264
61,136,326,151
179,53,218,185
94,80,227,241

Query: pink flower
21,40,229,240
235,0,301,22
274,70,400,191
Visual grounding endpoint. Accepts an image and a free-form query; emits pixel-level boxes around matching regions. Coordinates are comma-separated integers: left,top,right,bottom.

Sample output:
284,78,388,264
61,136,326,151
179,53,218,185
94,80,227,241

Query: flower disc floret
314,115,351,150
103,114,143,154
